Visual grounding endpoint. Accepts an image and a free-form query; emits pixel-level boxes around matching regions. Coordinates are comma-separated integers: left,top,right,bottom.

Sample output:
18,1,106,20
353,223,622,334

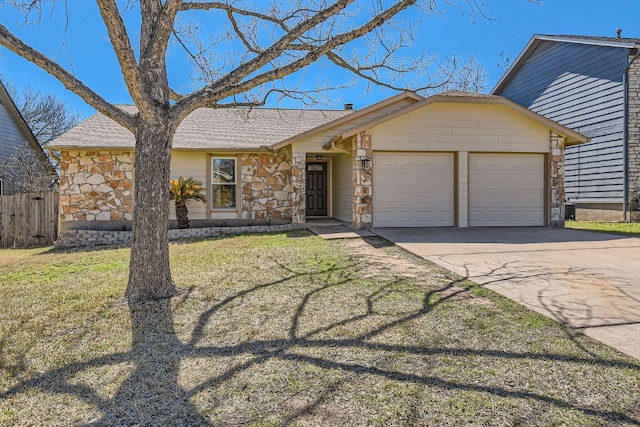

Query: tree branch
95,0,145,106
180,1,290,31
173,0,358,118
225,9,259,54
0,22,135,131
173,0,417,120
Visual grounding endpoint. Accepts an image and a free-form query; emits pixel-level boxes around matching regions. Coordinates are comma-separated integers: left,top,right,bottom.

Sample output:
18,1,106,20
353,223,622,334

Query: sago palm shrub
169,177,207,229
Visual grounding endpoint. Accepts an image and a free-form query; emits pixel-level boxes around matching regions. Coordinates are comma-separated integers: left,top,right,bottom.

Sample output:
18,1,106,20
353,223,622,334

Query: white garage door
373,152,454,227
469,153,545,226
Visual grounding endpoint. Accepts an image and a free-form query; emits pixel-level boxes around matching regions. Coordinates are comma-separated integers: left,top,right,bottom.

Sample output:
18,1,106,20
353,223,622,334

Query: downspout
623,49,640,222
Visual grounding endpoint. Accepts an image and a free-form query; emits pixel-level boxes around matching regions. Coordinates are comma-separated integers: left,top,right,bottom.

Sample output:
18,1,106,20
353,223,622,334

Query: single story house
46,91,587,236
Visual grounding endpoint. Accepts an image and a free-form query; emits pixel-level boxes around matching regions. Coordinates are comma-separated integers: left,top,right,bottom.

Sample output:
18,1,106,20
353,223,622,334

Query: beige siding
331,151,353,222
291,97,417,153
371,103,550,153
169,151,209,220
291,130,337,153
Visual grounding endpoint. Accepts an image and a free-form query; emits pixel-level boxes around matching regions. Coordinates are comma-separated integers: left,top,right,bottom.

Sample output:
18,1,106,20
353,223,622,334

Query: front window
211,157,236,209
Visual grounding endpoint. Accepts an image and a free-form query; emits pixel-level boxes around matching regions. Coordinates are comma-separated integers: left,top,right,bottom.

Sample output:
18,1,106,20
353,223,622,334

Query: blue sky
0,0,639,118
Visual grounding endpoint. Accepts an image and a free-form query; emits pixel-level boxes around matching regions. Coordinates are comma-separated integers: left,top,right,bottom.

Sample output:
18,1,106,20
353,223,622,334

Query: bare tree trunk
126,117,176,303
175,201,190,229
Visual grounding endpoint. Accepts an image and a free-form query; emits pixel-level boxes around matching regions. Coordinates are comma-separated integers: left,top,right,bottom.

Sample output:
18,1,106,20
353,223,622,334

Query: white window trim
211,156,237,210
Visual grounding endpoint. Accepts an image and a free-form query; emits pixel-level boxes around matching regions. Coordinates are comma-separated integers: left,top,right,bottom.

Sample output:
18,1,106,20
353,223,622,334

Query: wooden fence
0,192,58,248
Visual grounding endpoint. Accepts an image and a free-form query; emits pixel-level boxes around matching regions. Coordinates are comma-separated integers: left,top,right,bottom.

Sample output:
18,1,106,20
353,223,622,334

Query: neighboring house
0,80,57,194
493,34,640,221
46,91,586,237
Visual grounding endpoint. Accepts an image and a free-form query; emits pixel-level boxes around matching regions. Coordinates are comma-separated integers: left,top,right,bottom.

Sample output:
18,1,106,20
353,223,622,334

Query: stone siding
629,56,640,205
352,131,373,230
59,150,134,222
56,224,294,248
291,152,306,224
549,133,566,227
240,148,293,220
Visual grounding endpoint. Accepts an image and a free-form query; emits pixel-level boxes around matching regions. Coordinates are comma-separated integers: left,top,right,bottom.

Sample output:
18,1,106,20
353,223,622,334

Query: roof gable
326,91,588,146
492,34,640,94
0,80,56,176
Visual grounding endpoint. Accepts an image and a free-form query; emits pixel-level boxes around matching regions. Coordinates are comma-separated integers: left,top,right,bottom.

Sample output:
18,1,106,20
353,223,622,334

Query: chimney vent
617,28,622,38
344,103,354,110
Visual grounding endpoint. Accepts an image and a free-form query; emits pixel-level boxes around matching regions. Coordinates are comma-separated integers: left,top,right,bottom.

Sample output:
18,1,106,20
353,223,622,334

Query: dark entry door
306,162,328,216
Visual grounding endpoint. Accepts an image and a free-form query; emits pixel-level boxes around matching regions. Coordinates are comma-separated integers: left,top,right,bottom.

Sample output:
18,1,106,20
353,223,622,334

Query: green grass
1,231,639,426
566,220,640,235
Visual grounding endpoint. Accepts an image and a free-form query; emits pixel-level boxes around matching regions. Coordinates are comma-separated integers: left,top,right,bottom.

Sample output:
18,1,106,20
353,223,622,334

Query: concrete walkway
307,225,376,240
374,227,640,360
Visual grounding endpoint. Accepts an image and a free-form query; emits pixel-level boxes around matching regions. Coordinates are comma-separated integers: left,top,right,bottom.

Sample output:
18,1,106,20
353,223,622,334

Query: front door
306,162,328,216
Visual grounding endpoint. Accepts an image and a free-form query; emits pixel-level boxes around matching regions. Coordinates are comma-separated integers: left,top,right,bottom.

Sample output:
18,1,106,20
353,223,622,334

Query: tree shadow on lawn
2,258,640,426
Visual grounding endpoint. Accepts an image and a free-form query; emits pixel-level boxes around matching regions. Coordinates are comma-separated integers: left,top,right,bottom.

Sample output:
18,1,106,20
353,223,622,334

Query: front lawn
566,220,640,235
1,232,639,426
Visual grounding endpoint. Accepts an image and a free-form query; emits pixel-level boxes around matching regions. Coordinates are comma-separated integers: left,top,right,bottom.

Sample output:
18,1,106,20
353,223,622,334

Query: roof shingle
544,34,640,44
47,106,353,150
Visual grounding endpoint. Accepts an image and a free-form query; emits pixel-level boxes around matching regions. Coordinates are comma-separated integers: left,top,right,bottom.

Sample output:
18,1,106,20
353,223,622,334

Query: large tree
0,0,490,303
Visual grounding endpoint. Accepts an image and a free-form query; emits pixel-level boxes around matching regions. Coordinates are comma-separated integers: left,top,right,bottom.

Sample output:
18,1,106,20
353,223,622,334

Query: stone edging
55,224,294,248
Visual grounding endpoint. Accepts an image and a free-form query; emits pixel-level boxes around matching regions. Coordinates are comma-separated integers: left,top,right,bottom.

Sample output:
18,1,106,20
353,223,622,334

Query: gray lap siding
498,41,629,202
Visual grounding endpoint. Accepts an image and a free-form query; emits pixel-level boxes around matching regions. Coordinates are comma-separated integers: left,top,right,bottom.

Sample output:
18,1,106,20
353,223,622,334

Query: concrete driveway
374,227,640,360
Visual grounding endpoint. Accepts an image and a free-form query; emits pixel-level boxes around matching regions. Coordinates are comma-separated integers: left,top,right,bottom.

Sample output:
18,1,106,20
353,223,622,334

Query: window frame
210,156,238,211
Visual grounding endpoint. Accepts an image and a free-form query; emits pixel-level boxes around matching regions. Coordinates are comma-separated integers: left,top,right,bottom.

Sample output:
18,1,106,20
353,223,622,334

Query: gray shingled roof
544,34,640,44
492,33,640,94
48,105,353,150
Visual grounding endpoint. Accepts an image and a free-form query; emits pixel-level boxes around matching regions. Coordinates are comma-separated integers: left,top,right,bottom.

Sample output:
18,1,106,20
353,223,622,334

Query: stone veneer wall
628,56,640,206
549,133,566,227
291,152,306,224
240,147,293,220
59,151,134,222
352,130,373,230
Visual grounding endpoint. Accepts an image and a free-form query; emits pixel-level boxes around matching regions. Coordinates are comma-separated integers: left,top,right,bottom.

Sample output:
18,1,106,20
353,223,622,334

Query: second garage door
469,153,545,226
373,152,454,227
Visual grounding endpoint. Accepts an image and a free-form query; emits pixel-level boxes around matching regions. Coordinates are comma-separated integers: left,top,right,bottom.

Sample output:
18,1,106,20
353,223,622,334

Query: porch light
361,158,370,170
315,155,323,160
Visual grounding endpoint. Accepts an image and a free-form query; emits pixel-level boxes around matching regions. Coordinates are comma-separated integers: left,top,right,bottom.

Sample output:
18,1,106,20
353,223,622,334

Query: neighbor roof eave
492,34,640,94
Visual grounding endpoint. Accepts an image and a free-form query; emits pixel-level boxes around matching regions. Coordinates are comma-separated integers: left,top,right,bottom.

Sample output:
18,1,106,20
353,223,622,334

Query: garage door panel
472,192,543,207
473,175,543,189
374,152,454,227
469,153,545,226
471,211,544,225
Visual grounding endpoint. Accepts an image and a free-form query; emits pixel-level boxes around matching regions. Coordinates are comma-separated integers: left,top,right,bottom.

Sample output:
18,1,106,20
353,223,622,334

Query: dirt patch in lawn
345,236,494,307
1,232,639,426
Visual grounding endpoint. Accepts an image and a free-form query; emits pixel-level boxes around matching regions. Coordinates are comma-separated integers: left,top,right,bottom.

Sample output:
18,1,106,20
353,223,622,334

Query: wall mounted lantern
361,158,370,170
